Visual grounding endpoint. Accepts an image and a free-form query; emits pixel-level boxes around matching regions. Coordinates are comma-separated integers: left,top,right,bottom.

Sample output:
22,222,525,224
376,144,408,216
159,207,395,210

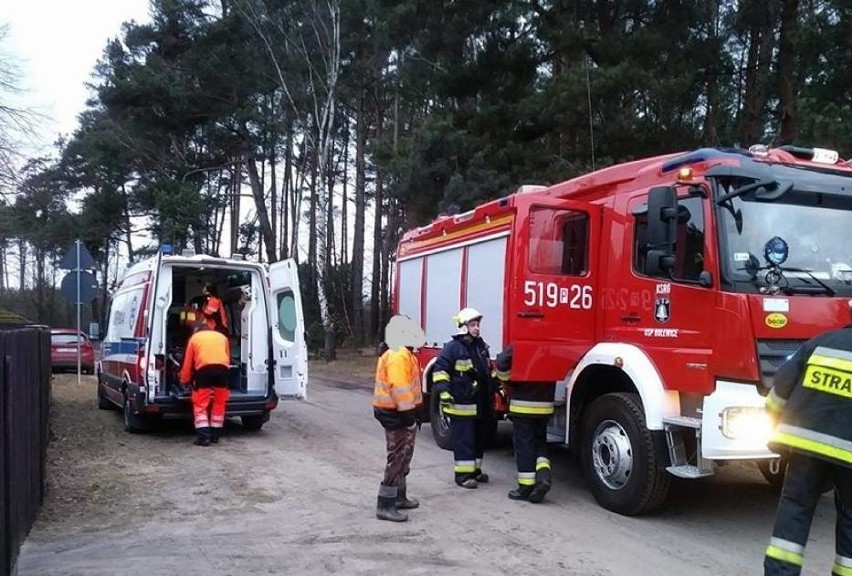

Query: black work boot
194,426,211,447
397,478,420,510
456,476,478,489
210,427,222,444
508,485,534,501
528,469,552,503
376,484,408,522
474,469,489,483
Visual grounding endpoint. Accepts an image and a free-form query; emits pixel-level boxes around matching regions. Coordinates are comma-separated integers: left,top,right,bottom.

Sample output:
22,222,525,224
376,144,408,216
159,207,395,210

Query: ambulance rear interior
150,262,271,402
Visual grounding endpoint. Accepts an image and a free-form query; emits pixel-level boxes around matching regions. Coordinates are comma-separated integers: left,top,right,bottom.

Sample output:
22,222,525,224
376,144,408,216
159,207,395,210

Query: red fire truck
393,144,852,515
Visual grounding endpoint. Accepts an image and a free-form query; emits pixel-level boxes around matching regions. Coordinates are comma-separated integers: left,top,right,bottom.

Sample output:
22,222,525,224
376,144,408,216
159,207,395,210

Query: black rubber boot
397,478,420,510
528,469,552,503
474,470,489,483
376,484,408,522
210,427,222,444
194,426,211,447
508,485,534,501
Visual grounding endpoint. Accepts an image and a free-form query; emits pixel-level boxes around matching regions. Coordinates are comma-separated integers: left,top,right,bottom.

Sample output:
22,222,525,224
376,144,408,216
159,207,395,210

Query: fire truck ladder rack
663,416,713,479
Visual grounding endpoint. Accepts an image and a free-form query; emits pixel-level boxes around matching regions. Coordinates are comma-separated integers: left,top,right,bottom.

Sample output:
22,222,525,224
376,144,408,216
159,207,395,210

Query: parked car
51,329,95,374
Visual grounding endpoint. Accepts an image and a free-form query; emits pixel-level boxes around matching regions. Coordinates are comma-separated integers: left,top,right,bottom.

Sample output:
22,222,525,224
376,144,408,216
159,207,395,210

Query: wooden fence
0,326,51,576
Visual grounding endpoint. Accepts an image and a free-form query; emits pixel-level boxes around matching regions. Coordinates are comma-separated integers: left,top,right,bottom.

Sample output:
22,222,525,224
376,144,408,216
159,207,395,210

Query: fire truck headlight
720,406,774,440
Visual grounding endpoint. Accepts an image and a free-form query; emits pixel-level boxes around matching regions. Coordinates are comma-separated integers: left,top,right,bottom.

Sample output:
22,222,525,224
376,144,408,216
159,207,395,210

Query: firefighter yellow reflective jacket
767,326,852,468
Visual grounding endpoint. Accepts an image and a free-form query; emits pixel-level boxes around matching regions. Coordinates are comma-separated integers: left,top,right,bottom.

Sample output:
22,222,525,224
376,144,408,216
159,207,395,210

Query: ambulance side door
268,259,308,399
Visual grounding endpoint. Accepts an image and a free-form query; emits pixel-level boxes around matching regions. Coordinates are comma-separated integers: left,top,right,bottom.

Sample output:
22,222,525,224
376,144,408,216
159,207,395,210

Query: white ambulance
97,247,307,432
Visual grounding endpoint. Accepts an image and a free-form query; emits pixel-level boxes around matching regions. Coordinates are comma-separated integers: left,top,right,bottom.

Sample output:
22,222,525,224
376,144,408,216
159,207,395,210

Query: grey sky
0,0,150,152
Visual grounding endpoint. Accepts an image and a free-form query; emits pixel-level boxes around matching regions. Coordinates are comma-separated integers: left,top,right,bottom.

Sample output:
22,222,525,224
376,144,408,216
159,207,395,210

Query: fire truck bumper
700,381,777,460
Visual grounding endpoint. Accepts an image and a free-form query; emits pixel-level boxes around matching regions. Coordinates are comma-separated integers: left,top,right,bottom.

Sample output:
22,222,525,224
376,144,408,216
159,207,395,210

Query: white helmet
454,307,483,334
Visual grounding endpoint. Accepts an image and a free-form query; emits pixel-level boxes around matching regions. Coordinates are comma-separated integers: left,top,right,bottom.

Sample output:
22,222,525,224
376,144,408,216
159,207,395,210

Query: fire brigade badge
654,297,670,323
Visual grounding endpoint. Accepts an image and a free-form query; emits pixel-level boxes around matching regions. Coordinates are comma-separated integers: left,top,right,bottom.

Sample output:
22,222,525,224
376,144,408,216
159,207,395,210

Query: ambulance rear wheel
429,392,453,450
241,413,267,431
580,392,670,516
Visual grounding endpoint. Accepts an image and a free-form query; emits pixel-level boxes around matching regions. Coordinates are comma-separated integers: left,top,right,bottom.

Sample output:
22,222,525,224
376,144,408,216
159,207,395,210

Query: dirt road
17,372,839,576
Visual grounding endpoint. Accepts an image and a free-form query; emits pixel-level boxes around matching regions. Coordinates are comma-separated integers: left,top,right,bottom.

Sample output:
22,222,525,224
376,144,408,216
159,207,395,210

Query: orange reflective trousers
192,387,231,429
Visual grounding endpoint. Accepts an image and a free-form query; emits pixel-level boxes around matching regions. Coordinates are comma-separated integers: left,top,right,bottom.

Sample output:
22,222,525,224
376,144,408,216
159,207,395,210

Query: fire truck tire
429,392,453,450
580,392,670,516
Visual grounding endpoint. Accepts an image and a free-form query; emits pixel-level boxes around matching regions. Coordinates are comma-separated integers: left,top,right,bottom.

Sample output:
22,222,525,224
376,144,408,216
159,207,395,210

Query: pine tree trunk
777,0,799,143
351,96,366,346
308,146,318,279
245,155,277,263
281,125,293,260
739,3,777,145
371,165,383,343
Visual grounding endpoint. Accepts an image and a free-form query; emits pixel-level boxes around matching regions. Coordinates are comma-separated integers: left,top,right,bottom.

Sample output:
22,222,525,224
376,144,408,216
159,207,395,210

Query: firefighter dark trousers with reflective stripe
765,452,852,576
510,415,551,488
383,423,417,487
451,416,489,483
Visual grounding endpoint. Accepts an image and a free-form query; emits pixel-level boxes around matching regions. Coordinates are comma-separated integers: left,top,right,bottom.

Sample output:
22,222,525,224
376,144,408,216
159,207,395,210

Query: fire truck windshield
715,168,852,295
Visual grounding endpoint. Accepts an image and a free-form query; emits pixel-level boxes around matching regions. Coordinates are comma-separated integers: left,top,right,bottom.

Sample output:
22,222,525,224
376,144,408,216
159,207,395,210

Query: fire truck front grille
756,339,807,388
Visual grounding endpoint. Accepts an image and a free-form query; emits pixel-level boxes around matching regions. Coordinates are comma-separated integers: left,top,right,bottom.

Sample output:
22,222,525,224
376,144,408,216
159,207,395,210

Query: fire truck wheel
757,457,787,492
580,392,670,516
429,391,453,451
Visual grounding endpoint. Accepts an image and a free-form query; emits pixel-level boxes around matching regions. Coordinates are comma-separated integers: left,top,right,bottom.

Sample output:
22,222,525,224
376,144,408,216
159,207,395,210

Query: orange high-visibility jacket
373,347,422,412
180,329,231,384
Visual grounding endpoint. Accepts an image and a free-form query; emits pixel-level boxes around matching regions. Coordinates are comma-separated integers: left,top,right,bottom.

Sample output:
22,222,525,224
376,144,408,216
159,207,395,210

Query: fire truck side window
528,207,589,275
633,196,706,281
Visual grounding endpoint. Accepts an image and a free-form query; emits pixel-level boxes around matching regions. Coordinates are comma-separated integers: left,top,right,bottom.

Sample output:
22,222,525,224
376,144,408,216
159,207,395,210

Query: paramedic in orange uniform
202,282,229,333
180,313,231,446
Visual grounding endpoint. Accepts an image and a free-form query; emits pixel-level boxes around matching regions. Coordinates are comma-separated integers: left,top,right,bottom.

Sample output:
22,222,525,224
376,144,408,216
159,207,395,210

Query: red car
51,329,95,374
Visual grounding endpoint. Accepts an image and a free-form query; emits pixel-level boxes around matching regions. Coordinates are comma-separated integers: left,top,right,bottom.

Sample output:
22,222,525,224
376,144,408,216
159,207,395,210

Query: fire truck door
509,197,601,382
612,192,715,395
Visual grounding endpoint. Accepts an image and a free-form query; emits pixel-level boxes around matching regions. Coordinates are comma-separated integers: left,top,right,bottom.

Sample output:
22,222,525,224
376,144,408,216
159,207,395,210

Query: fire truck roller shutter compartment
464,237,508,353
423,248,463,347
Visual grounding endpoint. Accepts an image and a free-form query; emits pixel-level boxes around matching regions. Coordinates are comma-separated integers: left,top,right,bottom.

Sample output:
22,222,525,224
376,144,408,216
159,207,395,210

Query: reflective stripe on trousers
764,452,852,575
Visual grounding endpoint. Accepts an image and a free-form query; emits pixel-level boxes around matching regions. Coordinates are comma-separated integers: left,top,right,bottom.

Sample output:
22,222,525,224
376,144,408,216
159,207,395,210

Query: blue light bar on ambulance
160,244,173,255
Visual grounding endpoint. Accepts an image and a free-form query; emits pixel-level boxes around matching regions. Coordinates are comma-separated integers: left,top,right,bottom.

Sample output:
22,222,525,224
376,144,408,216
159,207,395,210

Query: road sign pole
77,240,82,386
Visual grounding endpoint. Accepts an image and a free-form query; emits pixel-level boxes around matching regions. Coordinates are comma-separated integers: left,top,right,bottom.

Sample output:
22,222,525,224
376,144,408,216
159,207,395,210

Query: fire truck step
666,464,714,479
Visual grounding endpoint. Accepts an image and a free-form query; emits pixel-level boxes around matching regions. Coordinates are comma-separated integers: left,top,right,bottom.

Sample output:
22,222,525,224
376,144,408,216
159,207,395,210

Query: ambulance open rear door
268,259,308,399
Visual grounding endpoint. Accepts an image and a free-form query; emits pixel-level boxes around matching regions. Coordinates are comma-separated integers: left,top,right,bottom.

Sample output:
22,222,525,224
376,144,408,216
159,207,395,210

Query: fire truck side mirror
647,249,676,275
647,186,678,245
646,186,678,274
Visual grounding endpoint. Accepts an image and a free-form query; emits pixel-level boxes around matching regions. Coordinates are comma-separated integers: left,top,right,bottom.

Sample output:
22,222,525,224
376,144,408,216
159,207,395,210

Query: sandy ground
15,361,842,576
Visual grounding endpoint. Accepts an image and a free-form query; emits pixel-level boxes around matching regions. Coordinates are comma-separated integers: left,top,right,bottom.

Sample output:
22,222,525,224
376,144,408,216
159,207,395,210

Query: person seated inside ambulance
201,282,229,335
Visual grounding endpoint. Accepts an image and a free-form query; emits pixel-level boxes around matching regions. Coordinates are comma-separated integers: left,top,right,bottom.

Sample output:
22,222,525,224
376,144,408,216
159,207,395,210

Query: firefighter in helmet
495,344,554,502
763,301,852,576
432,307,501,488
180,311,231,446
373,315,425,522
